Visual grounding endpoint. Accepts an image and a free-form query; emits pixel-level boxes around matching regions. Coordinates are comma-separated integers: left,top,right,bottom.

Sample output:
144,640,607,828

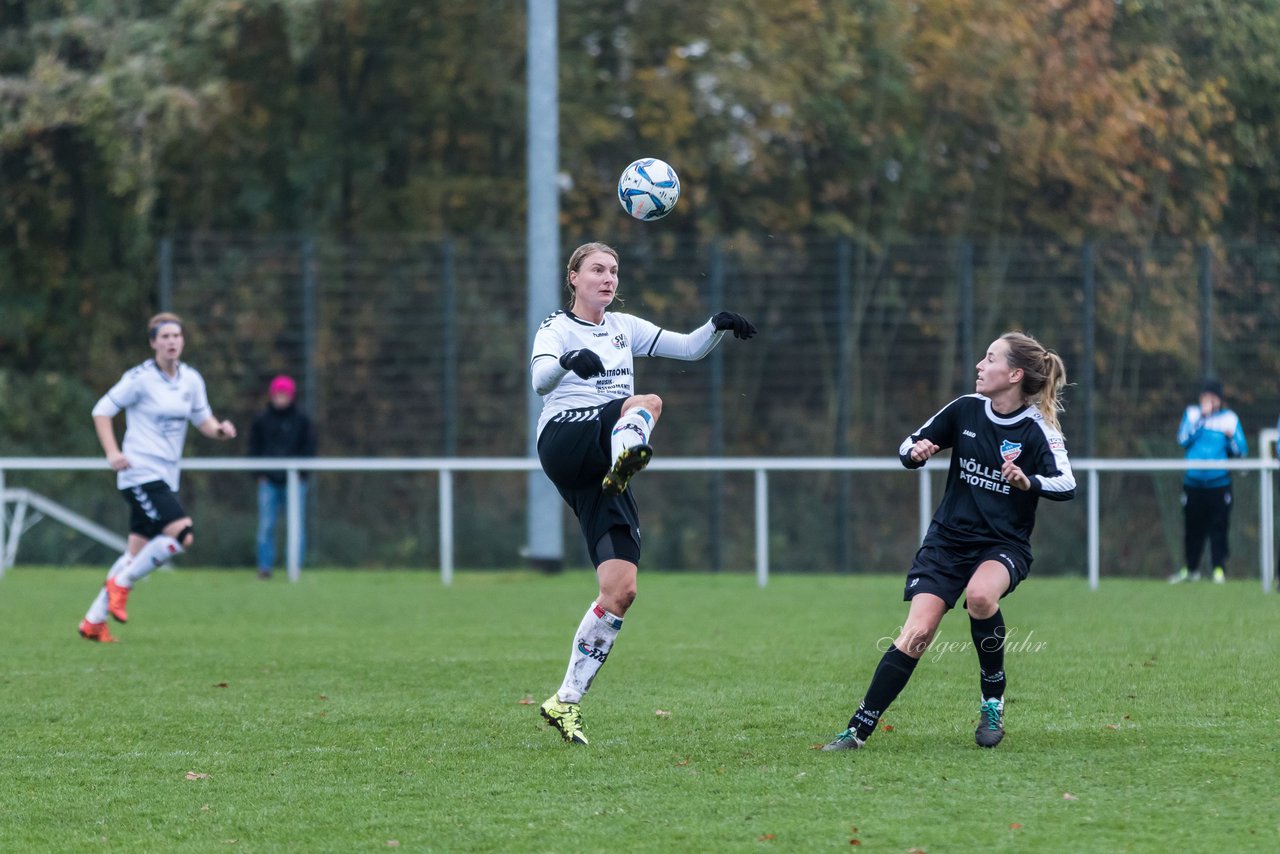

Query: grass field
2,568,1278,853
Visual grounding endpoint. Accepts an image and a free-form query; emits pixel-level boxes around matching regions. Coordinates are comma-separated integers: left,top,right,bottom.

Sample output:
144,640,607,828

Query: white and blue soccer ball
617,158,681,221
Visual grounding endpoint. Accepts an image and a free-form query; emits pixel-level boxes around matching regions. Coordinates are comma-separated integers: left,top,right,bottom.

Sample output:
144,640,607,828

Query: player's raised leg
602,394,661,496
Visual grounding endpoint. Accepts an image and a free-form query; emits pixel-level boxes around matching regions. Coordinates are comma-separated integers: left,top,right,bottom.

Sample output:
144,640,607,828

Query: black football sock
969,609,1007,700
848,645,919,741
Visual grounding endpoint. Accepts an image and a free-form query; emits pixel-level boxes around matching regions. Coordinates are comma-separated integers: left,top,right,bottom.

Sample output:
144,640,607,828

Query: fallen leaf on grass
881,724,893,732
849,839,861,845
1063,792,1078,801
517,695,536,705
214,682,228,688
655,709,671,717
1009,823,1022,830
907,849,927,853
675,758,691,767
1104,724,1119,730
757,834,776,842
385,841,400,848
185,771,210,781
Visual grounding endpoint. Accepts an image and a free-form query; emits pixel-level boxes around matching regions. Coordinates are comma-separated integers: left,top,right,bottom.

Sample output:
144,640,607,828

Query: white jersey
91,360,213,491
530,310,725,437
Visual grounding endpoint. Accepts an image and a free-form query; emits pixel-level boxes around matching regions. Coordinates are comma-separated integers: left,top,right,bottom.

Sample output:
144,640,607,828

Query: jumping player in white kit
531,242,756,745
78,312,237,642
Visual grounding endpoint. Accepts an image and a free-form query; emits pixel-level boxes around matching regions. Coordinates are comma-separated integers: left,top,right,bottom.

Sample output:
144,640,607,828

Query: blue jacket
1178,405,1247,488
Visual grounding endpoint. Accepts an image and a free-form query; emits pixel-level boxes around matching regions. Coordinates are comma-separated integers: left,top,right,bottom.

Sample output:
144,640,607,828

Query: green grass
2,568,1278,852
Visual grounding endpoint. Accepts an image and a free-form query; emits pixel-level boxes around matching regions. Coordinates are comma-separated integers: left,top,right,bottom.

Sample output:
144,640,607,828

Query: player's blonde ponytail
1002,331,1067,432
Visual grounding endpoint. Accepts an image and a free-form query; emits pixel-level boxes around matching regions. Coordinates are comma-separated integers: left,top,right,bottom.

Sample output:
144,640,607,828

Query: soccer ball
617,158,681,221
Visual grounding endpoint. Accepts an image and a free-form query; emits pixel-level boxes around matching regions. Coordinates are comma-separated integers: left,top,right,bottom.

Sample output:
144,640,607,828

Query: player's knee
172,522,194,549
631,394,662,419
964,589,999,617
616,586,637,614
600,586,635,616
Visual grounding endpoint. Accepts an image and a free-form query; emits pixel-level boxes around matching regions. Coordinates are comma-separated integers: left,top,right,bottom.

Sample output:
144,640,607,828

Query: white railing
2,445,1277,592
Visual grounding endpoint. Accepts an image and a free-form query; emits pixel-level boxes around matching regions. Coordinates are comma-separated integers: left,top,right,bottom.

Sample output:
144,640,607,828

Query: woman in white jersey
822,331,1075,752
531,242,756,745
78,312,237,642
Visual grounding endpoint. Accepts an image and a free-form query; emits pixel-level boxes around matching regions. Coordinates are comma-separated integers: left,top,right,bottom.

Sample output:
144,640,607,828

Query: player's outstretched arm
649,312,757,361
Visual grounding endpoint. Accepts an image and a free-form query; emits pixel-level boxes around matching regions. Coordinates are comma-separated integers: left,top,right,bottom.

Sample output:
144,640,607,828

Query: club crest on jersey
1000,439,1022,462
612,333,628,349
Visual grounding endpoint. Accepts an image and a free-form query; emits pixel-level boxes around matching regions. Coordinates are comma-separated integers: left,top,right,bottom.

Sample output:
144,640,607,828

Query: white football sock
122,535,184,586
106,551,133,581
84,588,110,624
610,407,654,465
556,602,624,704
85,552,134,622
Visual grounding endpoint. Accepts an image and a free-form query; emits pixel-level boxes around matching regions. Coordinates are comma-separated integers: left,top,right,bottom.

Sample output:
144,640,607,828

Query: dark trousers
1182,484,1232,572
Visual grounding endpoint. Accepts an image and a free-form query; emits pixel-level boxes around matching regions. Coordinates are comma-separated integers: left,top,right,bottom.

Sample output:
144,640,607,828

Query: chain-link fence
20,234,1275,577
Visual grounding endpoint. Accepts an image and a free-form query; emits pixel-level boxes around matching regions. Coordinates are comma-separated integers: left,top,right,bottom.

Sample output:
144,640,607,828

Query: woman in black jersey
823,331,1075,751
530,242,755,745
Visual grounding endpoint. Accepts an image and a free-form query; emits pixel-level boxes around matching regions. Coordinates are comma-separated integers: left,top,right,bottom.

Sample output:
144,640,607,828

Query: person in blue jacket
1171,378,1247,584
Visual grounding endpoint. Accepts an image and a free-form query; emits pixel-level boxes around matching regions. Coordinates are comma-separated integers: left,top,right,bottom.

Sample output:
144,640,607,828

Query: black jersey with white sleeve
899,394,1075,558
530,310,725,437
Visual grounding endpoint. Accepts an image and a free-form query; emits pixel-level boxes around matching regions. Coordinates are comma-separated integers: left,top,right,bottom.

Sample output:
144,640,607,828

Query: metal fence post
286,467,302,582
755,468,768,587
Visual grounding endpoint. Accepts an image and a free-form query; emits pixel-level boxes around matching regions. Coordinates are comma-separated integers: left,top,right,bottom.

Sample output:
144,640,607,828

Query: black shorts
537,398,641,567
903,544,1031,609
121,481,188,538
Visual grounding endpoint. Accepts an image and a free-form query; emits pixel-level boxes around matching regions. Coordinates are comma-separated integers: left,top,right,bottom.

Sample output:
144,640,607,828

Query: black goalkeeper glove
559,349,606,379
711,311,757,340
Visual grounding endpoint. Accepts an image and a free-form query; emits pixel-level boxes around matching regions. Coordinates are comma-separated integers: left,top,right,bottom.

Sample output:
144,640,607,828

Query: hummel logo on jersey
612,333,628,349
963,429,977,438
592,331,608,337
1000,439,1022,462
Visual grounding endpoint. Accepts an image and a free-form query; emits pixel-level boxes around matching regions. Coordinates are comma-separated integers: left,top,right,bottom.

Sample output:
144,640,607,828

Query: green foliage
0,368,100,453
1,570,1277,850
